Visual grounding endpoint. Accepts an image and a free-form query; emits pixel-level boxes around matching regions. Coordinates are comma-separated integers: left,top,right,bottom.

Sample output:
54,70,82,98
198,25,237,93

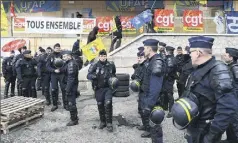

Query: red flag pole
10,1,16,37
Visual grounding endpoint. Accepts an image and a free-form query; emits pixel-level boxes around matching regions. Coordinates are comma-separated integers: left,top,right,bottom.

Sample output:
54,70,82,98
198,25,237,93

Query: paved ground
0,90,189,143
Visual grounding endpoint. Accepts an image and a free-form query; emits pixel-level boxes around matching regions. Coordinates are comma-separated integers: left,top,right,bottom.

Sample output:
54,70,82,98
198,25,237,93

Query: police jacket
142,54,165,109
46,52,64,74
37,53,50,76
228,62,238,89
64,59,79,93
175,54,184,74
16,57,37,80
87,60,116,89
178,58,194,85
183,57,237,135
72,55,83,70
131,60,147,83
2,56,14,77
12,53,24,76
163,54,177,90
158,52,167,62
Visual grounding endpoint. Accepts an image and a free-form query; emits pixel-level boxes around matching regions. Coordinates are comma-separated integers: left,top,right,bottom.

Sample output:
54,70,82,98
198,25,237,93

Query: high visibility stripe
135,81,140,87
152,106,163,112
179,99,192,110
176,100,192,122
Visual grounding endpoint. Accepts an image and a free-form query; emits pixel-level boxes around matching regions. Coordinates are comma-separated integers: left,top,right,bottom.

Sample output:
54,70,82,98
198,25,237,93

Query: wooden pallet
0,96,45,134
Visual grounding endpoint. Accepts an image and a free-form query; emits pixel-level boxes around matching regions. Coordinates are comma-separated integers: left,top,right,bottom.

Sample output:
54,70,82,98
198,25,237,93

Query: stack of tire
114,73,130,97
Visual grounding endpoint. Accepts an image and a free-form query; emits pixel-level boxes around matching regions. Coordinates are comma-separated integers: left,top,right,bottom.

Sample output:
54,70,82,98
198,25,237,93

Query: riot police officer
62,50,79,126
2,51,16,98
35,47,45,91
172,36,238,143
130,47,148,130
141,39,165,141
16,50,37,98
87,49,116,132
158,42,167,61
222,47,238,142
163,46,177,118
158,42,168,111
38,48,51,105
175,47,184,95
46,43,67,112
12,46,27,96
131,47,145,80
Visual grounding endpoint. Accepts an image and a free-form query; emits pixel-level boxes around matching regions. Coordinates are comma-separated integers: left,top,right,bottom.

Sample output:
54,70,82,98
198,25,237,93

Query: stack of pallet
0,96,45,134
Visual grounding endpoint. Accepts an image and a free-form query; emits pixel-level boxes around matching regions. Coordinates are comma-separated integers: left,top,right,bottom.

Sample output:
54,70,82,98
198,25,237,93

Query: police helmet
130,79,141,92
171,97,199,130
108,77,119,90
54,58,64,68
149,106,165,127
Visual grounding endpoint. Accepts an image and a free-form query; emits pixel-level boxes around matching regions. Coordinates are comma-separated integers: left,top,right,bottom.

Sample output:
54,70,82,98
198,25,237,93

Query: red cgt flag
10,1,16,18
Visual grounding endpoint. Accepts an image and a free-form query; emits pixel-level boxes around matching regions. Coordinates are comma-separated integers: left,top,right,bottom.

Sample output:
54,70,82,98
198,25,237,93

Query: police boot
105,100,113,132
137,116,146,131
22,88,28,97
141,110,151,138
44,89,51,106
62,90,69,111
67,109,79,126
10,81,15,97
4,81,10,98
17,82,23,96
51,90,58,112
97,103,106,129
137,109,146,131
31,88,37,98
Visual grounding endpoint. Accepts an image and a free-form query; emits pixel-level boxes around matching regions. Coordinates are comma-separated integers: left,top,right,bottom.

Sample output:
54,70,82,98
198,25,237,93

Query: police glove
203,130,222,143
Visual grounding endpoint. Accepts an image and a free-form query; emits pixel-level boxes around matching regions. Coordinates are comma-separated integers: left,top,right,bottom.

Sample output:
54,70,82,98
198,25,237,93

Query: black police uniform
37,53,51,105
131,63,139,80
225,47,238,142
176,54,193,97
175,53,185,96
16,51,37,98
141,39,165,142
163,46,177,117
87,58,116,132
35,54,43,91
12,53,24,96
46,51,67,111
63,52,79,126
2,54,16,98
158,42,167,61
180,36,238,143
132,50,148,130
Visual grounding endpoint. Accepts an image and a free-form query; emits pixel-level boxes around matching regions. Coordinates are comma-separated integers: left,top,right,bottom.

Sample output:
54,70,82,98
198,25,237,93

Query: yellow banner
82,37,105,61
1,2,8,37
